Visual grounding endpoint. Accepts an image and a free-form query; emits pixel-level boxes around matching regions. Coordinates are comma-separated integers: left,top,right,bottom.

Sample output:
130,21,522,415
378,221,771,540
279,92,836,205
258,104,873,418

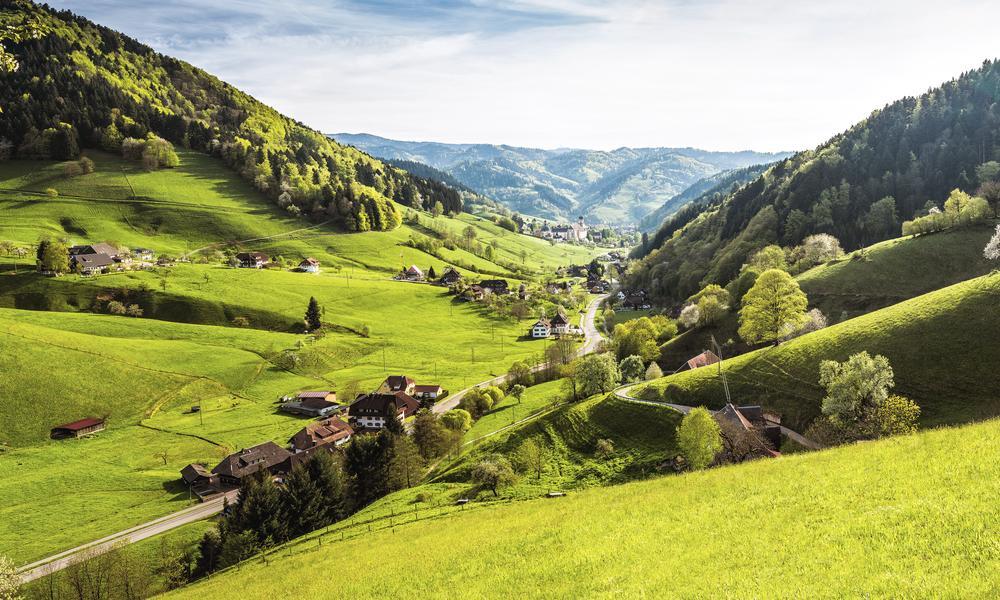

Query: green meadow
166,418,1000,599
640,273,1000,430
0,151,600,565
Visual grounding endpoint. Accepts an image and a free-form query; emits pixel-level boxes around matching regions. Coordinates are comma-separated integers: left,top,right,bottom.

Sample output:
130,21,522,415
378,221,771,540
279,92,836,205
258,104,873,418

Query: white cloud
49,0,1000,151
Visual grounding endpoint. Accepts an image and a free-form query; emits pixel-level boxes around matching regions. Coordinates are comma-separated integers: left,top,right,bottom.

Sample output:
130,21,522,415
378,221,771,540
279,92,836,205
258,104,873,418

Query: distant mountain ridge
331,133,791,225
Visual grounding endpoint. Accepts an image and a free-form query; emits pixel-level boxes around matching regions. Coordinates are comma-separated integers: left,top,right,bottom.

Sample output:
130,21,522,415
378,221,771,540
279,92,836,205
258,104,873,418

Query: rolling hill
641,273,1000,431
163,416,1000,598
0,0,470,232
332,133,790,225
630,59,1000,303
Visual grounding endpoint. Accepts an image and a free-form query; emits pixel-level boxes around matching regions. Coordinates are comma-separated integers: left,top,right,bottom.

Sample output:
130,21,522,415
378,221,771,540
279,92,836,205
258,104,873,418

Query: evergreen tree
304,296,322,331
227,473,287,547
307,450,347,522
280,462,325,539
344,433,392,508
427,265,437,280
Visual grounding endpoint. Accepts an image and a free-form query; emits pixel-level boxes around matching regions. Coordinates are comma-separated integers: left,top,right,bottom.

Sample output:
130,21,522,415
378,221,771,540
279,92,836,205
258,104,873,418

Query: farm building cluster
39,242,161,276
179,374,444,500
233,251,321,273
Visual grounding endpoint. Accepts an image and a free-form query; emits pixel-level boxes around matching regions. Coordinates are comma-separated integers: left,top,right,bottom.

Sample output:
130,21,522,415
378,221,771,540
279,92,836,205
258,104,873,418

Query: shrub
107,300,126,315
676,407,722,470
594,438,615,460
125,304,144,317
44,187,58,197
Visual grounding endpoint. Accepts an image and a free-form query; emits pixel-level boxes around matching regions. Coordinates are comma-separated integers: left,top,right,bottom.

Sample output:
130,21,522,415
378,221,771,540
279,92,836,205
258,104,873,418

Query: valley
2,1,1000,598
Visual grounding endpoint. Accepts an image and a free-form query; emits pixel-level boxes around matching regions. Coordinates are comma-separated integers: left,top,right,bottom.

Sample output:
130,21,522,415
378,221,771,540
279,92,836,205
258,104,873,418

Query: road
613,383,822,450
17,491,237,584
432,294,609,415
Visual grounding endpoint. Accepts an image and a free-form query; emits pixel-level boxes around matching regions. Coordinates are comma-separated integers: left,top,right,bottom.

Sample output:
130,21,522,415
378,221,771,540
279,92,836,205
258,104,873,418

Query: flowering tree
984,225,1000,261
678,303,700,329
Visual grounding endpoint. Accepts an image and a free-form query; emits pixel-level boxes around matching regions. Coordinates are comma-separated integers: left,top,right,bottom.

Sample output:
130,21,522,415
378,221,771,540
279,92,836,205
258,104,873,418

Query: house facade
550,313,570,335
299,257,320,273
439,267,462,285
478,279,510,295
401,265,424,281
379,375,416,395
236,252,269,268
531,318,551,338
413,385,443,400
348,392,420,430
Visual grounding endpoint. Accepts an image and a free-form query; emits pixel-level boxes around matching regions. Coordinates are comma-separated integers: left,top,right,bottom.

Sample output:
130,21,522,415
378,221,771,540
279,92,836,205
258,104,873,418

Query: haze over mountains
333,133,790,225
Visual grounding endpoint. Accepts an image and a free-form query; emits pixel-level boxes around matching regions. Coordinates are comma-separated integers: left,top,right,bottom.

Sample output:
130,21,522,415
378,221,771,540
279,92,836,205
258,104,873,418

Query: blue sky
49,0,1000,152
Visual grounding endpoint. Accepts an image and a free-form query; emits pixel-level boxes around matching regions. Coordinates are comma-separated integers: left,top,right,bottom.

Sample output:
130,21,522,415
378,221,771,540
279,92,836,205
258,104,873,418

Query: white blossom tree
678,303,700,329
0,554,20,600
984,225,1000,261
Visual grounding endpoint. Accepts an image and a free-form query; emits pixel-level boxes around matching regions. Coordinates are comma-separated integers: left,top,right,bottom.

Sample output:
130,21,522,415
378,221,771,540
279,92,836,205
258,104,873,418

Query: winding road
612,383,821,450
432,294,609,414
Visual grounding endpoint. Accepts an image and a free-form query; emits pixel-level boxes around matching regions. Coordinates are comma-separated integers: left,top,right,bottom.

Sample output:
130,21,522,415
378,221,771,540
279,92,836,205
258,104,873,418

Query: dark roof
440,267,462,281
52,417,104,431
533,318,551,328
414,384,442,393
69,243,118,257
550,313,569,326
73,253,114,269
212,442,291,479
384,375,414,392
298,398,339,410
479,279,509,290
299,257,320,266
236,251,269,261
349,392,419,419
181,463,212,484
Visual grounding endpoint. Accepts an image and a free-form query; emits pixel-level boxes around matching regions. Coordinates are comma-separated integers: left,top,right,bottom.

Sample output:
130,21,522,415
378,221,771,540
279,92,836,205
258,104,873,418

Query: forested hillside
334,133,789,224
0,0,463,232
631,59,1000,302
637,163,773,234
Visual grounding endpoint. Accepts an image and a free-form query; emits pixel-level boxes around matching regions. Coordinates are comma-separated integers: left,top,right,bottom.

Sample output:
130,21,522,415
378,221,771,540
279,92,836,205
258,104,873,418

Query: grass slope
642,273,1000,430
166,418,1000,599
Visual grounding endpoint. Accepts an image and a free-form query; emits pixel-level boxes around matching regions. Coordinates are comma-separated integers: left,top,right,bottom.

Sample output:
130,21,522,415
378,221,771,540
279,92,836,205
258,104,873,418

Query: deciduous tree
676,407,722,470
738,269,809,344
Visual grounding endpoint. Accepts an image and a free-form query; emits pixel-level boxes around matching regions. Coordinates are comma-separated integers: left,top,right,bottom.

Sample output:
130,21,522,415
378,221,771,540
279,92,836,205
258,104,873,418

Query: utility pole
382,347,387,373
711,335,731,405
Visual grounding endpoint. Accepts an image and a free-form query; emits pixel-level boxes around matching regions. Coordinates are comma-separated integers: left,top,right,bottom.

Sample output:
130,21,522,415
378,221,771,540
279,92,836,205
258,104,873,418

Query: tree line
0,2,463,232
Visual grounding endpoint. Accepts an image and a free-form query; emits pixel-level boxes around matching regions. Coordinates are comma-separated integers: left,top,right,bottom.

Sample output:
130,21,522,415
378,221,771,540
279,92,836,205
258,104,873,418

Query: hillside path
17,491,238,584
613,384,822,450
432,294,609,415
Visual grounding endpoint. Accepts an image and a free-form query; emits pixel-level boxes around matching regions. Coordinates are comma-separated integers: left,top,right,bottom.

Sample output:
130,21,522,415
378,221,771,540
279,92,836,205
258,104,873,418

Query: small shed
51,418,106,439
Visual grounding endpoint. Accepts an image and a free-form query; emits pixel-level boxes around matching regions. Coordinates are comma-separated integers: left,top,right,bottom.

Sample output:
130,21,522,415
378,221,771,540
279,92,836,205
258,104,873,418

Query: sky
48,0,1000,152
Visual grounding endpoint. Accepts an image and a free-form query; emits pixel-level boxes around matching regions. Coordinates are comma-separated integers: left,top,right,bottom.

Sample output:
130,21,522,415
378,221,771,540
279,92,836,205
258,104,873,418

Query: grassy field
165,417,1000,599
0,150,602,279
0,152,601,566
433,394,682,500
639,273,1000,430
796,223,999,319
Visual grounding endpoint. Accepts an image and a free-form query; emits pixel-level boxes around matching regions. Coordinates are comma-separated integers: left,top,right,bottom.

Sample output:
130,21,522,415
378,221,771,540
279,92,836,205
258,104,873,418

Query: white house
413,385,443,400
550,313,570,335
299,257,320,273
531,318,551,338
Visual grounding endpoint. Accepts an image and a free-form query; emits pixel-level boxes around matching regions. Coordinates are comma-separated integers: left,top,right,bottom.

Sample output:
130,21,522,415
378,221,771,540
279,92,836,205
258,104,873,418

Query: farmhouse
50,417,105,439
413,384,443,400
478,279,510,295
379,375,416,395
289,417,354,453
439,267,463,285
400,265,425,281
132,248,155,261
531,318,551,338
465,285,485,301
280,391,341,417
686,350,721,370
70,252,114,275
235,252,269,268
298,257,320,273
69,243,119,259
550,312,570,335
212,441,292,486
348,392,420,431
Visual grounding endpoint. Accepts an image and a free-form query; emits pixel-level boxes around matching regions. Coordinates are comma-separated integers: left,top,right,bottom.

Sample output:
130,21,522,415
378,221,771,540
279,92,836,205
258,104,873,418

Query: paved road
613,384,822,450
18,491,237,584
432,294,608,415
